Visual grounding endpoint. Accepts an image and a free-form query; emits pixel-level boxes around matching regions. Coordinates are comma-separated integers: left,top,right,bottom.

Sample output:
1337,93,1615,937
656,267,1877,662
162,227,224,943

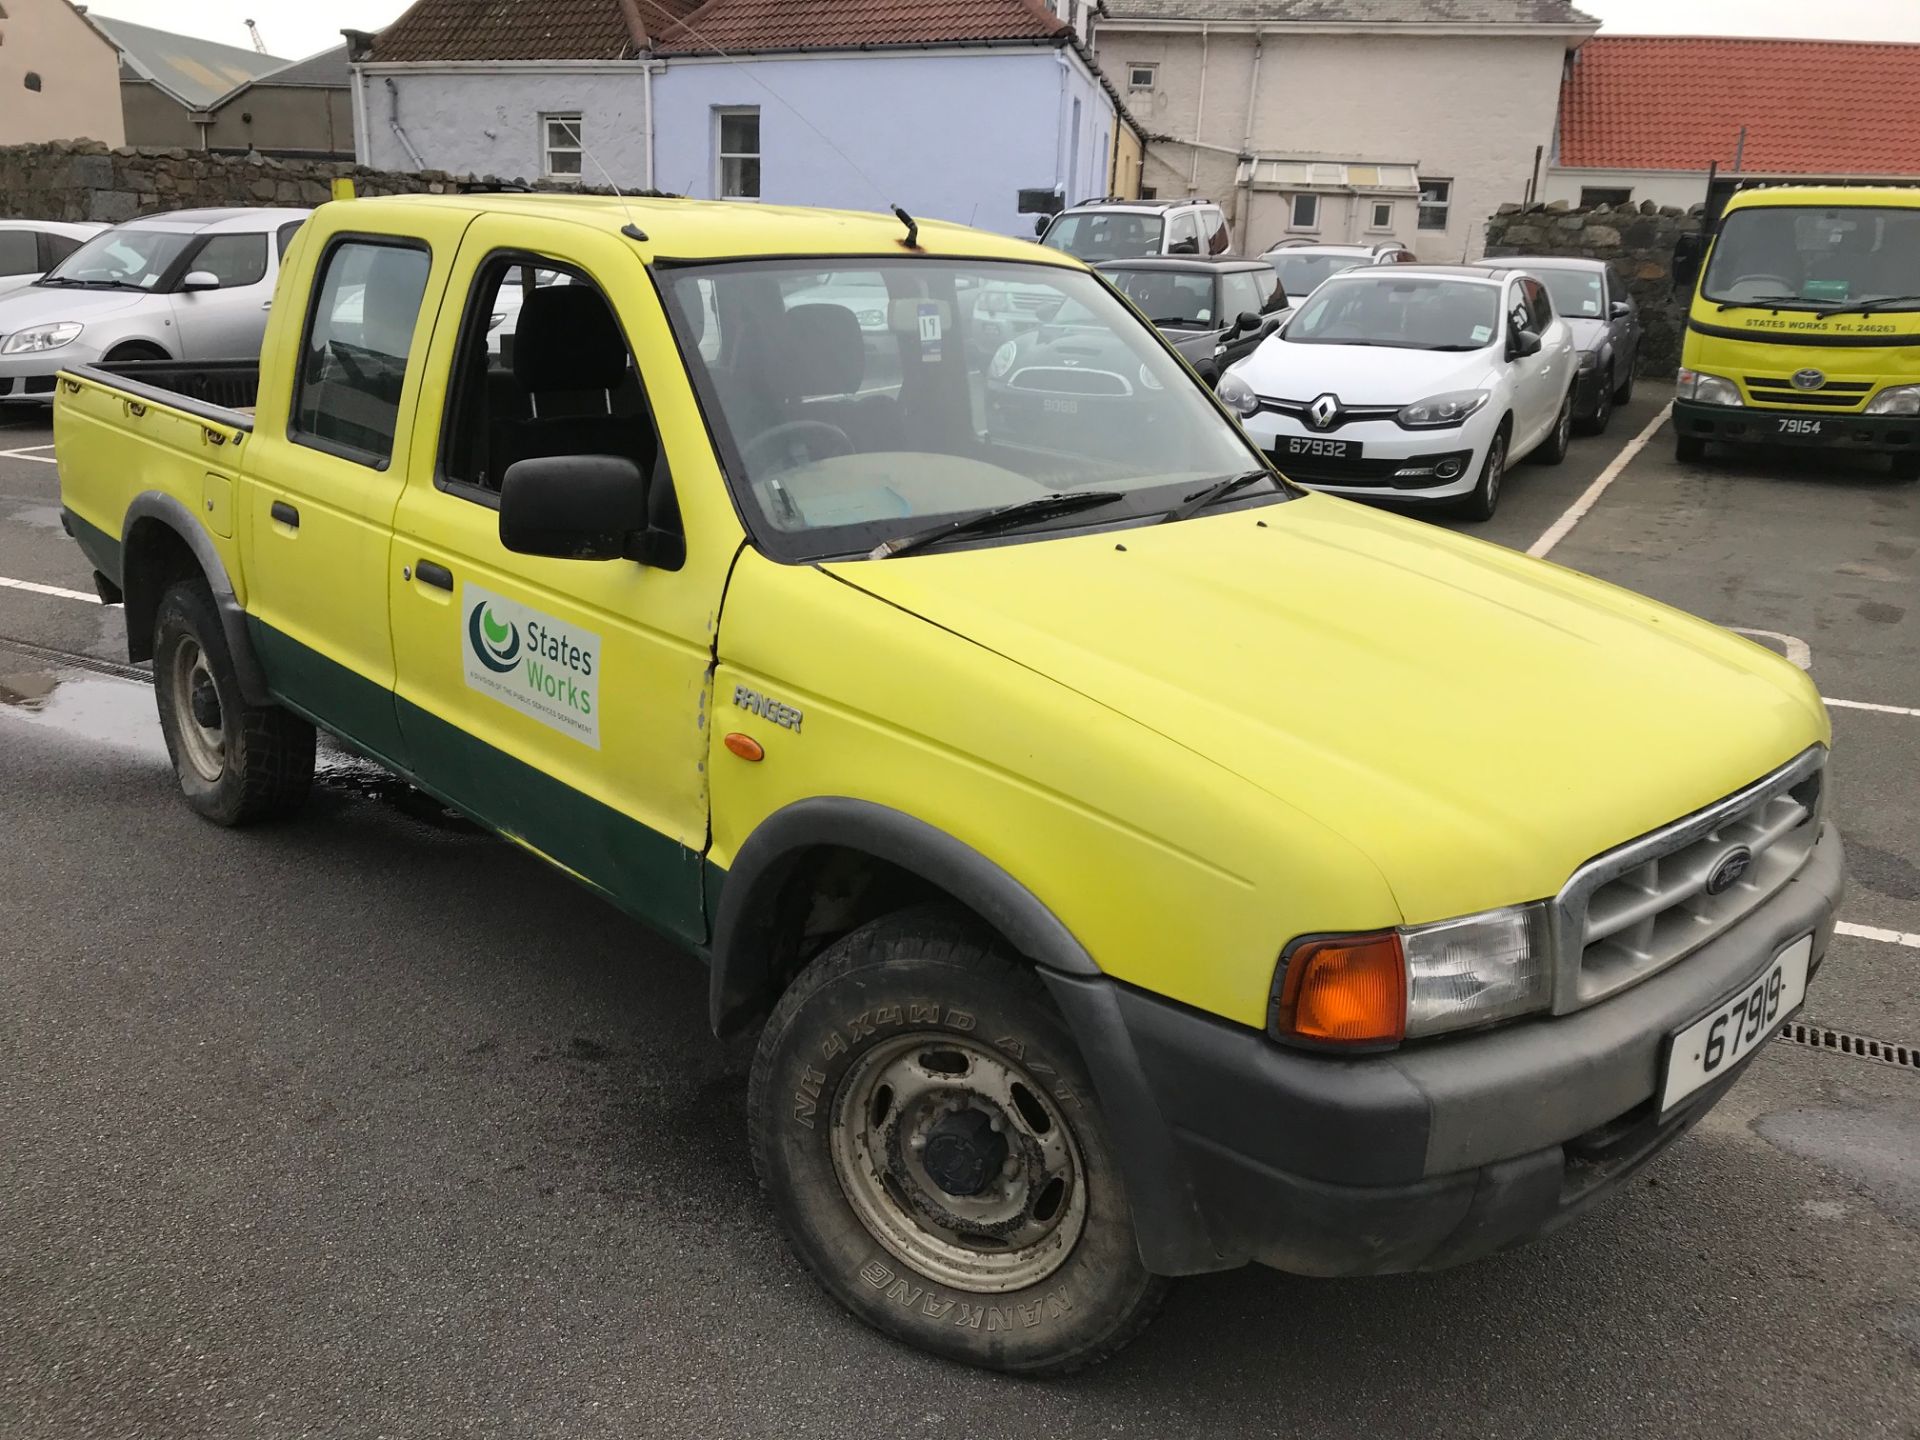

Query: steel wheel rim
170,637,226,782
830,1031,1088,1293
1485,436,1505,505
1558,398,1572,448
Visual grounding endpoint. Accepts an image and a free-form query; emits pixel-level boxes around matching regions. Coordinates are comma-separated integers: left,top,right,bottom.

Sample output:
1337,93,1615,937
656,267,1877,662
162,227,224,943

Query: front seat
490,284,657,482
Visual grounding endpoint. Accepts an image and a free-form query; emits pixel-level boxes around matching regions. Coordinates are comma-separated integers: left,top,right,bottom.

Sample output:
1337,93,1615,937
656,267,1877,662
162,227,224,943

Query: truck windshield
41,228,194,291
661,258,1269,561
1703,205,1920,309
1285,275,1498,350
1041,212,1165,262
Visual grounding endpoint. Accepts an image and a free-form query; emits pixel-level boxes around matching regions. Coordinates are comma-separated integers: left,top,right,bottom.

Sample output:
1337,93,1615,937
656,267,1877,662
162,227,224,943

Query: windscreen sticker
462,583,601,748
1471,324,1492,342
918,302,943,362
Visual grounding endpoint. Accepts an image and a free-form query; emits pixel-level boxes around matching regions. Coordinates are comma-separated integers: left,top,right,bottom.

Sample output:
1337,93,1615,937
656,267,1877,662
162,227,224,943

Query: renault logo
1704,846,1754,896
1307,393,1341,430
1790,368,1826,391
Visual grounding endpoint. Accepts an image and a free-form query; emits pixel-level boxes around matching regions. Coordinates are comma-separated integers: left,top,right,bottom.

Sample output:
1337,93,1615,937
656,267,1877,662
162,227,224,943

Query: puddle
313,745,480,833
9,504,68,532
0,667,169,760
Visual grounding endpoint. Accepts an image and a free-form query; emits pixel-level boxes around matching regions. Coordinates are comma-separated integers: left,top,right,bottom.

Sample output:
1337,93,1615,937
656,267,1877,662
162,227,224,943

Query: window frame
714,106,762,201
287,232,434,473
542,113,584,181
1128,62,1157,90
1579,185,1634,209
1288,193,1320,232
1368,200,1394,232
1417,177,1451,232
177,229,269,291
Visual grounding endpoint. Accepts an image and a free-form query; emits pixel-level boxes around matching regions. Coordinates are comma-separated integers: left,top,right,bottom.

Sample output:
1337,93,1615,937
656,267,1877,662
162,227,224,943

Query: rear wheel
748,907,1166,1375
1456,429,1508,523
1675,433,1707,464
152,580,314,825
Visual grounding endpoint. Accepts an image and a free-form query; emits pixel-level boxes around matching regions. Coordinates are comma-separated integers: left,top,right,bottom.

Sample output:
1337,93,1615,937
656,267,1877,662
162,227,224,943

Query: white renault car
1218,264,1577,519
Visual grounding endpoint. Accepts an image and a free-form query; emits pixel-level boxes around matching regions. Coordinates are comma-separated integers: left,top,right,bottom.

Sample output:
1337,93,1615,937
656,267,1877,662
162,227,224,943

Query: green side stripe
247,618,717,953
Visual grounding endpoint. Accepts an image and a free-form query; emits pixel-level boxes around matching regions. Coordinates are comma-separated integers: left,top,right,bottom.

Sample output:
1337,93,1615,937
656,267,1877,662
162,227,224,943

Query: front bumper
1242,408,1487,500
1046,822,1843,1278
1674,397,1920,453
0,343,100,402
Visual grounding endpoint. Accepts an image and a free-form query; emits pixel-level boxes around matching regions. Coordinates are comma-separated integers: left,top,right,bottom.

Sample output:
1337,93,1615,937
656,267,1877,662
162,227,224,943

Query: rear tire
1675,433,1707,464
748,906,1167,1376
1456,430,1508,523
152,580,314,825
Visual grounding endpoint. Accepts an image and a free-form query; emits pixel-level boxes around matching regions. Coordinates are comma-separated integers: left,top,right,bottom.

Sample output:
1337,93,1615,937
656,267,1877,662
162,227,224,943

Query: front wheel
748,907,1167,1375
153,580,314,825
1612,361,1636,406
1579,374,1614,435
1456,430,1508,522
1535,391,1573,465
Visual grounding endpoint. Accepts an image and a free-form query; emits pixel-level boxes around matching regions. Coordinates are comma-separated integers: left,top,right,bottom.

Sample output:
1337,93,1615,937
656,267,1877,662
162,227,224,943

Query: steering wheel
741,418,856,475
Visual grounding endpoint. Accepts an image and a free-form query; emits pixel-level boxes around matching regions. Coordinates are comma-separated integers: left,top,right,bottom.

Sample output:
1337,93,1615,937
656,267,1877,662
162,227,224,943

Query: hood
825,496,1826,924
1231,337,1495,404
1168,329,1218,362
1564,316,1607,352
0,284,158,334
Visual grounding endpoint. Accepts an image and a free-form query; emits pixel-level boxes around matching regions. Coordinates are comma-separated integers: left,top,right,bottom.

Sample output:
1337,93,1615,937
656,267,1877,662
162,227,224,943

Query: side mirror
1510,329,1543,359
1231,310,1263,336
1610,299,1633,319
1672,232,1705,291
1034,217,1050,238
180,270,222,292
500,454,650,562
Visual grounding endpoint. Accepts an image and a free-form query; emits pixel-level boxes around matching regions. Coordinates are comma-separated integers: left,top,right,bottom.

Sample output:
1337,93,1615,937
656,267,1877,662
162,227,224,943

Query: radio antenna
567,122,650,241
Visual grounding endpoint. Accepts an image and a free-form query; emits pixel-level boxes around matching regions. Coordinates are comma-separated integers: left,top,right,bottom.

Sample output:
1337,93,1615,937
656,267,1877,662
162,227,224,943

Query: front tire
748,907,1167,1375
1612,360,1635,406
1535,390,1574,465
152,580,314,825
1579,373,1614,435
1457,429,1508,522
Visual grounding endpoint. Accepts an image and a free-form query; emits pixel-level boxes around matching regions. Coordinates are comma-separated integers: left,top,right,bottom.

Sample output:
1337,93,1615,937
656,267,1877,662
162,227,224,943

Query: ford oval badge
1705,846,1754,896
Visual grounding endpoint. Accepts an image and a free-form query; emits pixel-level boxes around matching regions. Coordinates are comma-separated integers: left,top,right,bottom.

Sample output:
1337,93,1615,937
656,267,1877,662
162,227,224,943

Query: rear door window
1203,208,1230,255
291,239,432,467
0,230,38,277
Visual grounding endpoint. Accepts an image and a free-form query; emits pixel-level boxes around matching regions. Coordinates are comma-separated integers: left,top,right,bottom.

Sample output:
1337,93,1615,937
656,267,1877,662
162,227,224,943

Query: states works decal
461,583,601,748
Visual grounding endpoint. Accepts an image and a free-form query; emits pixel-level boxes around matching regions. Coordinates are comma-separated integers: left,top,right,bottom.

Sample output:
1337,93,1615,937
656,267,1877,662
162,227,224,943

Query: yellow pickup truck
56,192,1841,1375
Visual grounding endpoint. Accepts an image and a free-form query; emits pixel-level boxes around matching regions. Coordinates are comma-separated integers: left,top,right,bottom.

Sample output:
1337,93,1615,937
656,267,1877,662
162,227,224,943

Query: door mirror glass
180,270,222,292
1233,310,1263,336
1510,329,1543,359
1672,232,1705,290
499,454,650,561
1610,298,1633,319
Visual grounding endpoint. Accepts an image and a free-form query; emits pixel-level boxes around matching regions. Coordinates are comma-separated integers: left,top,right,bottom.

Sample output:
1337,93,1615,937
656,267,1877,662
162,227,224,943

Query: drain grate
0,632,152,684
1777,1022,1919,1072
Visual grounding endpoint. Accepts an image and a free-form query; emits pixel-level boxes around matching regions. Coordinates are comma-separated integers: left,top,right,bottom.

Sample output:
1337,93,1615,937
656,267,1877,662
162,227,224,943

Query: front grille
1553,748,1825,1010
1743,375,1872,411
1271,448,1471,489
1256,397,1399,431
1008,366,1130,397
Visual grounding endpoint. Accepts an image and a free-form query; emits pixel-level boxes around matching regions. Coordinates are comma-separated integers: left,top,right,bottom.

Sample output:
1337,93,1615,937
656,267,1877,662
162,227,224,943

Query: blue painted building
350,0,1140,239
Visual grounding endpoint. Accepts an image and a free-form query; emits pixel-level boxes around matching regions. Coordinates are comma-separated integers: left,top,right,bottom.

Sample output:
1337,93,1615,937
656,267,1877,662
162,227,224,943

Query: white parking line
1730,627,1813,671
1527,401,1674,559
0,445,57,464
1836,920,1920,949
0,575,98,603
1824,697,1920,718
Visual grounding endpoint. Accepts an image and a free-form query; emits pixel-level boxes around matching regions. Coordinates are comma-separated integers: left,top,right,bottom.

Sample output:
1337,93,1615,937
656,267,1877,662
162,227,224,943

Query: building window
716,107,760,200
542,114,583,180
1580,186,1633,209
1289,193,1319,230
1129,63,1156,90
1417,177,1450,231
24,71,43,92
1369,200,1394,231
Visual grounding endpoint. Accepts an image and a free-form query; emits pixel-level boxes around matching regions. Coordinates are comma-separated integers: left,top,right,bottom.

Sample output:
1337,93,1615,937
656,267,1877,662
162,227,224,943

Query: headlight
1270,902,1552,1048
1396,389,1489,429
1676,368,1742,405
1577,349,1601,373
2,322,83,355
989,340,1017,379
1865,384,1920,415
1216,370,1260,417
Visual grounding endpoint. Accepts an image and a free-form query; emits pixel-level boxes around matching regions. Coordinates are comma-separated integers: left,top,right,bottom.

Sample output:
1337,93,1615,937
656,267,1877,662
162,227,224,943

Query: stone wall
0,139,655,227
1485,199,1705,376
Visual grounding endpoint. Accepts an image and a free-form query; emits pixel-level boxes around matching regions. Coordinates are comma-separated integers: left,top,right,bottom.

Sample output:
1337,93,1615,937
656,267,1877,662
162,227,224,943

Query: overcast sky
80,0,1920,64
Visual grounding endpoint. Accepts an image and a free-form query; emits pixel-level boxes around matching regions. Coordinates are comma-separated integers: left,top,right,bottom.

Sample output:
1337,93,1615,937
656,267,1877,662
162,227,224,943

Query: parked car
0,207,308,404
1096,255,1291,381
1220,263,1578,519
1260,241,1415,306
56,194,1838,1376
0,220,106,299
1037,197,1232,261
1507,255,1640,432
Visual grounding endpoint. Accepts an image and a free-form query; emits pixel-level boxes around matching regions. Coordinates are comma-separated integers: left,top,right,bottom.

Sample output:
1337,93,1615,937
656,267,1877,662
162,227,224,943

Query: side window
43,231,84,268
1507,286,1531,338
1220,270,1267,321
0,230,37,277
276,219,306,260
187,232,268,288
1166,212,1200,255
292,239,432,468
438,255,675,545
1289,194,1319,231
1526,278,1554,331
1204,207,1230,255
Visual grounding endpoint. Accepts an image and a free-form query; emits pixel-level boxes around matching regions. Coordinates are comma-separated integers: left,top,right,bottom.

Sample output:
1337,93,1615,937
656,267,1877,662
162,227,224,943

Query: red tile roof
1559,36,1920,175
651,0,1068,55
368,0,701,62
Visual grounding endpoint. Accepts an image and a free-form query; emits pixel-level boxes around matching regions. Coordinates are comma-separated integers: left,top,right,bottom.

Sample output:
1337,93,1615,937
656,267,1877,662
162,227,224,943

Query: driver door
170,230,278,359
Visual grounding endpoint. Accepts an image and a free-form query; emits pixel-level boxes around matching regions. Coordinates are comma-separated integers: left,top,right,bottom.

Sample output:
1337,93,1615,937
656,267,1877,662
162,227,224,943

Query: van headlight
1865,384,1920,415
1677,368,1742,405
2,322,83,354
1270,903,1553,1048
1216,370,1260,417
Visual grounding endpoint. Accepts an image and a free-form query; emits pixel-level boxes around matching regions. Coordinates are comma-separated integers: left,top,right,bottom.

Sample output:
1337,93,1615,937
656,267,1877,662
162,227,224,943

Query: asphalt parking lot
2,389,1917,1438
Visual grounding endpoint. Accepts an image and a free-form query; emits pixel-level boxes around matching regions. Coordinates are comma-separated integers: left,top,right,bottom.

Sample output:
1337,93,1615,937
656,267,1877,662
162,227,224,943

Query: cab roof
1721,184,1920,214
338,192,1081,266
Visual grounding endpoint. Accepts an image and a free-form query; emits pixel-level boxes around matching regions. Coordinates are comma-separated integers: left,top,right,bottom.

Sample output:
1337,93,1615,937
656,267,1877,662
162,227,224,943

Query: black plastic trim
63,364,255,433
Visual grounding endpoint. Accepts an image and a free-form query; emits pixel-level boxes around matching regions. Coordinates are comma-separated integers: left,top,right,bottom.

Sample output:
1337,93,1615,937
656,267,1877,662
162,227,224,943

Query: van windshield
1703,205,1920,309
1042,212,1165,262
41,228,193,291
661,259,1270,562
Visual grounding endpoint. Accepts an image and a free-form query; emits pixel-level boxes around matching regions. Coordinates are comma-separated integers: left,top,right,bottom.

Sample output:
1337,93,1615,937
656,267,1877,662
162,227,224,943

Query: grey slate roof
1101,1,1597,23
88,15,289,108
252,45,352,88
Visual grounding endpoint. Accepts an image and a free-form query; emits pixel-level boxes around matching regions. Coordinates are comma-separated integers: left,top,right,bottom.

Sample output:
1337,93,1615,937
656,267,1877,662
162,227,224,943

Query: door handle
415,559,454,592
261,299,273,311
270,500,299,528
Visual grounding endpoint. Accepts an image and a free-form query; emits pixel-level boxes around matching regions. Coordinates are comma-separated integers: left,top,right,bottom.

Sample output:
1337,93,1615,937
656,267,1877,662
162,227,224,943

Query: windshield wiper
1823,295,1920,318
868,490,1126,559
1715,294,1831,313
1160,469,1282,524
